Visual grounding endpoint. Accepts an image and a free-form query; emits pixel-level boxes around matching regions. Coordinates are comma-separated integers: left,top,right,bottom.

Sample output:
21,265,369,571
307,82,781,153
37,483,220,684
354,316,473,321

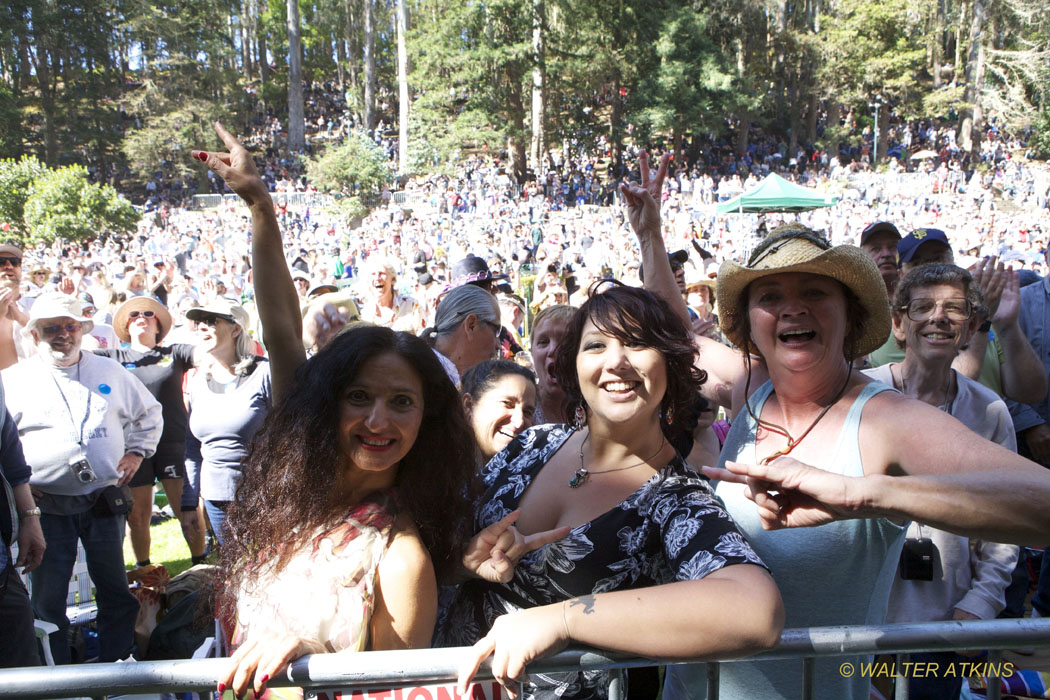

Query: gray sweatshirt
2,352,162,500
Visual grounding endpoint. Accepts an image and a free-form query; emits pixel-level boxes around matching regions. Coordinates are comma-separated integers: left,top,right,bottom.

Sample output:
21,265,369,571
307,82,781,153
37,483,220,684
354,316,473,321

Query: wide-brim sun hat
716,230,890,358
26,292,94,335
113,296,173,343
185,297,251,330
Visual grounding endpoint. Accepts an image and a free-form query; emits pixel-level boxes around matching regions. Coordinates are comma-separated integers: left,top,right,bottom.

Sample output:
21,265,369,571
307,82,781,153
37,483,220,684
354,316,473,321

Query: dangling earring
664,405,675,425
573,404,587,429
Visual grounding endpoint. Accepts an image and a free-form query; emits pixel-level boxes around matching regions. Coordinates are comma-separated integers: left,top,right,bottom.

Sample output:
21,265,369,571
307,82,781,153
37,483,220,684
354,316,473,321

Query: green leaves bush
307,132,392,197
0,158,137,245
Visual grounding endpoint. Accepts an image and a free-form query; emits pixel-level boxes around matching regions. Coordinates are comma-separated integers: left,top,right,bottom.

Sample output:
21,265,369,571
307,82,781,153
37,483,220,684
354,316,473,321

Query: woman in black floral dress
437,283,784,700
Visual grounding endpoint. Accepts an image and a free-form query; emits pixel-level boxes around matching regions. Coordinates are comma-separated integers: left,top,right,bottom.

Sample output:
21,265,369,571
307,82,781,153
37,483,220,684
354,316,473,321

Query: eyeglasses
0,257,21,268
900,298,973,322
193,313,230,327
483,320,503,337
128,310,156,319
39,322,82,336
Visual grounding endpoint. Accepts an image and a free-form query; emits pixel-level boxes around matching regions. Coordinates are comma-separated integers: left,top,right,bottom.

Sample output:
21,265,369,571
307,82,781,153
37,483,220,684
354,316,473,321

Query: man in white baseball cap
2,292,162,663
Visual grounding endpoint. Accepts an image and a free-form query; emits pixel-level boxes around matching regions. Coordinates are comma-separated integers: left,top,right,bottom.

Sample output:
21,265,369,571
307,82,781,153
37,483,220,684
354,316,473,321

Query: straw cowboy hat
113,296,173,343
716,224,890,358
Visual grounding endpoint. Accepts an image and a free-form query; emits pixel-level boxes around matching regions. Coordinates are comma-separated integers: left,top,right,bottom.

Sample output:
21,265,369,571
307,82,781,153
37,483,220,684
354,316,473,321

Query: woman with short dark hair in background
461,360,537,462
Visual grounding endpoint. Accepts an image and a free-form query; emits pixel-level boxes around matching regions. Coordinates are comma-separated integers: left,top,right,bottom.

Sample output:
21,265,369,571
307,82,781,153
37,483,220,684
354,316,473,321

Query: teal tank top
663,380,907,700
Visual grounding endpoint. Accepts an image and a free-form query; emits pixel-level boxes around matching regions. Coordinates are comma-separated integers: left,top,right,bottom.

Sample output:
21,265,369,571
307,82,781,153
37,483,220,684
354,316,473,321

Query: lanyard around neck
49,360,91,448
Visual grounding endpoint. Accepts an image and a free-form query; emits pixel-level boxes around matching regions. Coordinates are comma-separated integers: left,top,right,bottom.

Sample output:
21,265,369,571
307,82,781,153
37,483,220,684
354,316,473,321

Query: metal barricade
0,619,1047,700
190,194,223,209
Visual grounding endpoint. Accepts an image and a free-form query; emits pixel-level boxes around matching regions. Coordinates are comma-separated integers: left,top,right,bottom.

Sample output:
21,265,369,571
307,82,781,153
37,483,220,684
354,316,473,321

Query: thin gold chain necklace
569,429,667,488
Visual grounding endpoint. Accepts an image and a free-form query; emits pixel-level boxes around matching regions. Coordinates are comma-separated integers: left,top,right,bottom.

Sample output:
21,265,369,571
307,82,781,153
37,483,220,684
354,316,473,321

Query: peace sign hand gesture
462,510,571,584
191,122,272,210
618,151,671,239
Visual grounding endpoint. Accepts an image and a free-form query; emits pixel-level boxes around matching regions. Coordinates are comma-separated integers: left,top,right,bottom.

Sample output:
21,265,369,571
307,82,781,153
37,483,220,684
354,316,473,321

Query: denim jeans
203,499,230,547
30,510,139,664
905,651,976,700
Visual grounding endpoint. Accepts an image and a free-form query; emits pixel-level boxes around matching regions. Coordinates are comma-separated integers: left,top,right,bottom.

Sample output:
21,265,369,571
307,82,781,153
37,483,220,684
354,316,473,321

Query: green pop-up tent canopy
716,173,837,214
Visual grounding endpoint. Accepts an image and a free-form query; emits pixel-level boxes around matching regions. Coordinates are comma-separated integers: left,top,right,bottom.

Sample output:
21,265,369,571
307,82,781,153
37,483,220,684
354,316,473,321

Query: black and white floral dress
435,425,765,700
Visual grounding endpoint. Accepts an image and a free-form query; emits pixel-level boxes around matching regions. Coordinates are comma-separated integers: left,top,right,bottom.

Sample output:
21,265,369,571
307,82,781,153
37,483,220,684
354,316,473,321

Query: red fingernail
196,151,208,162
261,674,269,684
217,683,226,692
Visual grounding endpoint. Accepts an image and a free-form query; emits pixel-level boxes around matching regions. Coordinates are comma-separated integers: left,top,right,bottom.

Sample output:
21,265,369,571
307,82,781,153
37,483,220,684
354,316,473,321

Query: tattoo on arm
568,595,596,615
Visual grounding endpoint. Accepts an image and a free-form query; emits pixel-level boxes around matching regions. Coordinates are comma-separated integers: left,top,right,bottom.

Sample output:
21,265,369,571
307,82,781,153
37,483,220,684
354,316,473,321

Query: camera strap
49,361,90,448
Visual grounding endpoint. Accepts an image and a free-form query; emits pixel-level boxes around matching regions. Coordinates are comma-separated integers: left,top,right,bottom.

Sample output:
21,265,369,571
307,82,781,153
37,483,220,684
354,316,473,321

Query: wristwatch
19,507,41,520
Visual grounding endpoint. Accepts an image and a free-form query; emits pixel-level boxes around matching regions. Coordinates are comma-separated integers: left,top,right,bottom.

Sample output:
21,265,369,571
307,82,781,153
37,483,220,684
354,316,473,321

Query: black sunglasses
193,313,232,327
0,257,21,267
128,310,156,319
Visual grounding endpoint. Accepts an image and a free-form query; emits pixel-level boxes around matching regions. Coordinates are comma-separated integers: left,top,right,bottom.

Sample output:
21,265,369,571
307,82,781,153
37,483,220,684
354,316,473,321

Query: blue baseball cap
897,228,951,263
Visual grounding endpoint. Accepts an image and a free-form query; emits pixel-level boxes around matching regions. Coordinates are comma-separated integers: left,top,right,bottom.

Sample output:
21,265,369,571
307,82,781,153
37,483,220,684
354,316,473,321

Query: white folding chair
65,541,98,628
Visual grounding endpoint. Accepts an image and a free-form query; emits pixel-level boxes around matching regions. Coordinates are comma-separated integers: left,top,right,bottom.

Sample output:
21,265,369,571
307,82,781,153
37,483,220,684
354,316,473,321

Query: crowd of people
0,117,1049,700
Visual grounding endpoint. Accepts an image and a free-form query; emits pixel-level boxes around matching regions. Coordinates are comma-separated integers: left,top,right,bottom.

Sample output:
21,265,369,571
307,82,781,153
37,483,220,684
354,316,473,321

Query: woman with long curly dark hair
194,124,476,699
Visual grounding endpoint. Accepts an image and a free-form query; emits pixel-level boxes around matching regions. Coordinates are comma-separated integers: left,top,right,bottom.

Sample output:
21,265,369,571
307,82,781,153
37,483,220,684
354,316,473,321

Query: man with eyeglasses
0,243,34,371
1,292,162,663
868,228,1045,409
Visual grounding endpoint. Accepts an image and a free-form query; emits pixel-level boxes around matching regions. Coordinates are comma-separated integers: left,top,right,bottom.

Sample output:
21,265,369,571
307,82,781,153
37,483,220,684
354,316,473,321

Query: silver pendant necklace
569,429,667,488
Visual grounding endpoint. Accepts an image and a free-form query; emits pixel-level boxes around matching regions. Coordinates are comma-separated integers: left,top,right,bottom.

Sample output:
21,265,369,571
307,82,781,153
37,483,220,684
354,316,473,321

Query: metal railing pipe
0,619,1046,699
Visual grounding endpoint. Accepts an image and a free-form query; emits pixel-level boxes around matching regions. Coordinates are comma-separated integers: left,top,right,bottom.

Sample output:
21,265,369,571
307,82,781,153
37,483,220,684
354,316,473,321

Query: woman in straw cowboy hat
656,222,1050,700
97,296,207,568
621,149,1050,700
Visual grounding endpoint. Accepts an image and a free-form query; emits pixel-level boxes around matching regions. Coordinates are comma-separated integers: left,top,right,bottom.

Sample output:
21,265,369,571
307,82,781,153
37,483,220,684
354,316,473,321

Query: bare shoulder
378,515,435,586
372,514,438,650
857,379,1004,477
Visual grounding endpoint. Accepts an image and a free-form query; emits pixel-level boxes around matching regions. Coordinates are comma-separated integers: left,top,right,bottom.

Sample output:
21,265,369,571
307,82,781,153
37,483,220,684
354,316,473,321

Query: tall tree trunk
806,93,819,144
787,68,801,156
363,0,376,132
508,84,527,183
256,0,268,85
287,0,306,151
240,2,251,79
336,34,346,91
957,0,985,154
877,109,889,163
968,37,987,160
529,0,545,176
347,0,360,95
954,0,969,87
735,108,750,154
609,75,624,168
826,99,841,160
30,26,58,165
932,0,945,86
397,0,410,174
